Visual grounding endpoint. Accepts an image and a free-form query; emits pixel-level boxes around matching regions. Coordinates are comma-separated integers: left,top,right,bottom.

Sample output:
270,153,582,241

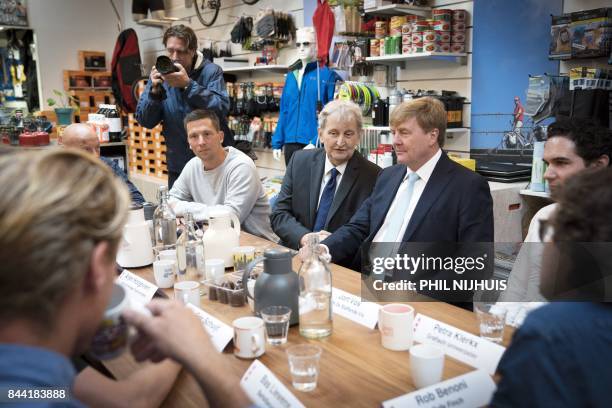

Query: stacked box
127,113,168,179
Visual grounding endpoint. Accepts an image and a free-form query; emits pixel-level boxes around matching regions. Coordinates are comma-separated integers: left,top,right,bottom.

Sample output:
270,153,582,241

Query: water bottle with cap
153,185,177,246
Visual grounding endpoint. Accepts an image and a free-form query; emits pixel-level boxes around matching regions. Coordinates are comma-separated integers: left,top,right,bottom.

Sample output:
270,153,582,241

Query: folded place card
117,269,157,306
241,360,305,408
413,314,506,375
331,287,381,329
382,369,497,408
186,304,234,353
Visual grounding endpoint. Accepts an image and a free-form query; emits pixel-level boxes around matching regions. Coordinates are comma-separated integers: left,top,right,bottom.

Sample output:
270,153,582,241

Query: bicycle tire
194,0,220,27
131,77,148,104
242,0,259,4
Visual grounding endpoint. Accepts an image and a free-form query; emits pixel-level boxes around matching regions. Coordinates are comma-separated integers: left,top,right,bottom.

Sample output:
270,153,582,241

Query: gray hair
318,99,363,132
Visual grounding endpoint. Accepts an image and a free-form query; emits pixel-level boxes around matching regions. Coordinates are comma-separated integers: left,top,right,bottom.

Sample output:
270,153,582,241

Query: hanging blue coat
272,61,339,149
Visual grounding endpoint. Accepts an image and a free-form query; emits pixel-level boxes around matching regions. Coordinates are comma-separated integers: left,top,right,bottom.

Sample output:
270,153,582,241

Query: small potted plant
47,90,79,126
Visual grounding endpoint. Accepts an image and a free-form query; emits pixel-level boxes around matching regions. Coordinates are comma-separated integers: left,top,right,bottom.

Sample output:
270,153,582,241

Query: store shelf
100,141,126,147
364,4,431,17
364,126,469,133
365,52,468,65
222,65,289,74
520,189,550,199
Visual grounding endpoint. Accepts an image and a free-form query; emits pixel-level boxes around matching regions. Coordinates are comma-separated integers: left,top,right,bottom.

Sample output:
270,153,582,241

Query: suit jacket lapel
402,153,453,242
325,152,360,227
308,150,326,227
371,165,407,235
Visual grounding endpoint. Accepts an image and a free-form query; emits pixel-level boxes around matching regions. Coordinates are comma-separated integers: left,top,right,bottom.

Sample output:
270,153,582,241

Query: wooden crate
127,113,167,179
78,51,107,71
64,70,112,91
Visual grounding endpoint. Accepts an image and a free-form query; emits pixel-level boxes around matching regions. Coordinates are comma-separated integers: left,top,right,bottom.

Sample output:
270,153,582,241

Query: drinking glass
475,302,507,344
260,306,291,345
286,345,322,392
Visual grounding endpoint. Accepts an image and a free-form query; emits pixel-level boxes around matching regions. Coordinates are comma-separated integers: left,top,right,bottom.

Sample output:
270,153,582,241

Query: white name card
331,288,381,329
413,314,505,375
382,369,496,408
117,269,157,306
186,304,234,353
241,360,305,408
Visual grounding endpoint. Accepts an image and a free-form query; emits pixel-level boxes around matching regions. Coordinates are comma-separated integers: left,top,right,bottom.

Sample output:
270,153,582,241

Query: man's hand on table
123,299,212,366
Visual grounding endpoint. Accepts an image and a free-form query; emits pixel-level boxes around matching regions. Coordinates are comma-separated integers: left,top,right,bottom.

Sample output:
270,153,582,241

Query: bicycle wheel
194,0,220,27
242,0,259,4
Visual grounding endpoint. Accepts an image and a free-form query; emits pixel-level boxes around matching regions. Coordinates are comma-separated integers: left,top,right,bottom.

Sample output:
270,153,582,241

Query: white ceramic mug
153,259,177,288
378,303,414,351
410,344,445,388
90,283,130,360
159,249,177,261
174,281,200,307
233,316,265,359
205,258,225,284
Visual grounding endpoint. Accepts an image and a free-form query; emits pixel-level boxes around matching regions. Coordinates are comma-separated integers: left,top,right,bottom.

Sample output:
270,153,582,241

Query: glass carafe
298,234,333,338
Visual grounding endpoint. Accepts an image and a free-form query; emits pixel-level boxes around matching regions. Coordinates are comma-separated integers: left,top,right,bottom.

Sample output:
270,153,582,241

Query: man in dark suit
318,97,493,282
271,100,381,252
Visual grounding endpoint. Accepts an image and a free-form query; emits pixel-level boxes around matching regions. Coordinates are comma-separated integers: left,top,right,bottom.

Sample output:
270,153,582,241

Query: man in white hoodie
169,109,278,242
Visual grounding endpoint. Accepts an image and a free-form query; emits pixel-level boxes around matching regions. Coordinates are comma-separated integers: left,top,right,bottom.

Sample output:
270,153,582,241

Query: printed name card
382,369,496,408
117,269,157,306
241,360,305,408
412,314,505,375
331,288,381,329
186,304,234,353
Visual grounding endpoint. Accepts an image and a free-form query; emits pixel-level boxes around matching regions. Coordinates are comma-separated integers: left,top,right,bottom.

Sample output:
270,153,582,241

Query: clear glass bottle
153,185,177,246
176,211,205,284
298,234,333,339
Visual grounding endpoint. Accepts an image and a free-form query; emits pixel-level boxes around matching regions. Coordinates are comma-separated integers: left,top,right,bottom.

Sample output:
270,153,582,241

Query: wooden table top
104,233,513,407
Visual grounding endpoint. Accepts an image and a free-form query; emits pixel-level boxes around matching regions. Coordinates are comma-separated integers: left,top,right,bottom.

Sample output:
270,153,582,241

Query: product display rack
363,4,431,17
365,52,468,66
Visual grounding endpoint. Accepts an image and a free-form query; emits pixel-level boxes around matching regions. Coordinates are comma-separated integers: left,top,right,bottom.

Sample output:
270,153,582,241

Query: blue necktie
382,172,420,242
313,168,339,232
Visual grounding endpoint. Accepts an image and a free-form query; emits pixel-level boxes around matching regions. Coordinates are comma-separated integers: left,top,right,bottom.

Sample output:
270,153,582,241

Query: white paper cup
410,344,445,388
153,259,176,288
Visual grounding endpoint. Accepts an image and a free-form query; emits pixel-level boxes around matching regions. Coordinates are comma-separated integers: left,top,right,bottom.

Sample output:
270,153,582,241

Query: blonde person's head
390,97,447,147
0,149,129,328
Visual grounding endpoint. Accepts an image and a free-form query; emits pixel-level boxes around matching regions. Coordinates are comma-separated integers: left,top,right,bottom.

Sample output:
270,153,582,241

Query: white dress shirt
316,155,347,210
373,149,442,243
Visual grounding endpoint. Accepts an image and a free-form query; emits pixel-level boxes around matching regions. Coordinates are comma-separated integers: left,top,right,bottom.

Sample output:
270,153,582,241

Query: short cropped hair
390,97,447,147
183,109,221,132
547,119,612,166
0,149,129,328
318,99,363,132
163,24,198,51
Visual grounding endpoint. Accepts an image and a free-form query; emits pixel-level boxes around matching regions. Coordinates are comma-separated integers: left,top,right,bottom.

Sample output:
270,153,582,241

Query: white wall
122,0,303,75
28,0,124,109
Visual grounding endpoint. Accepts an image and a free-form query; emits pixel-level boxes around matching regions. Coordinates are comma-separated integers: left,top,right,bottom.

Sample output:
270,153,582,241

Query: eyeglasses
296,42,311,47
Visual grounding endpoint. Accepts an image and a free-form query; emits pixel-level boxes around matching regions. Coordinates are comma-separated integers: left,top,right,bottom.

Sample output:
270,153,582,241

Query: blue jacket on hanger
272,61,339,149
